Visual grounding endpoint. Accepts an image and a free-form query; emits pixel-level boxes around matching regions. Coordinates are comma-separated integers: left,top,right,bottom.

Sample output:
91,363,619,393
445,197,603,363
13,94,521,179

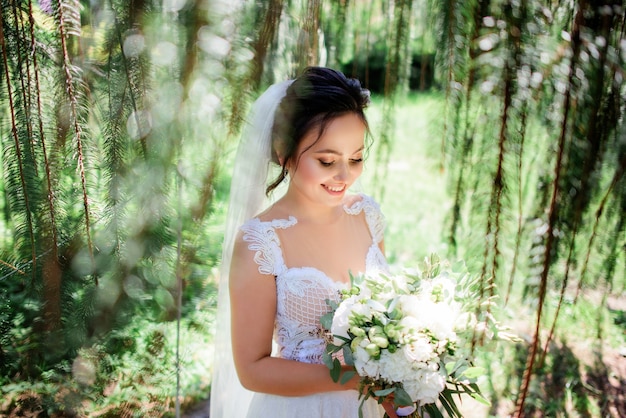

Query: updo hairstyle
266,67,371,195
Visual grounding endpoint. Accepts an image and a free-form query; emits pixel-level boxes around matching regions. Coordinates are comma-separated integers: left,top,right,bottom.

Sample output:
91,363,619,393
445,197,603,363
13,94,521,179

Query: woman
211,67,397,418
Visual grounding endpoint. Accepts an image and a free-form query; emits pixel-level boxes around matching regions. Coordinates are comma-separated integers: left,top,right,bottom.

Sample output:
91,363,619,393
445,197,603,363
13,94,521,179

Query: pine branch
56,0,96,284
11,1,37,174
28,0,59,260
0,8,37,280
514,2,586,415
505,101,528,306
575,150,626,303
111,3,148,156
448,0,487,254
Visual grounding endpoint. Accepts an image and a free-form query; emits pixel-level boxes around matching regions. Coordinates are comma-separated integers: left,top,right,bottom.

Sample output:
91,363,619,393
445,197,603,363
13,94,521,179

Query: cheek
296,160,325,184
353,164,364,178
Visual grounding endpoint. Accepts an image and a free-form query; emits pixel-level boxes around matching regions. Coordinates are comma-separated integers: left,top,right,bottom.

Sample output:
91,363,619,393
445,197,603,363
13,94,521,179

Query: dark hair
267,67,371,195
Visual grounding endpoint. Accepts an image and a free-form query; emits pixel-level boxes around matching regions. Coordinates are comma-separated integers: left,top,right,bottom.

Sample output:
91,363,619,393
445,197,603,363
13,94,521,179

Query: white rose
351,300,374,320
403,336,436,364
331,295,358,345
398,295,423,319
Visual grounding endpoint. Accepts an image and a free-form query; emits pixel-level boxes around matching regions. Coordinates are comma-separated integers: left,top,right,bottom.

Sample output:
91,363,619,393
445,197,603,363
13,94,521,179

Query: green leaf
358,397,366,418
459,366,485,379
393,386,414,407
451,260,466,273
322,350,333,369
326,343,344,354
439,389,462,417
320,311,334,329
330,358,341,382
373,387,395,397
340,370,356,385
343,345,354,366
423,403,445,418
469,390,491,406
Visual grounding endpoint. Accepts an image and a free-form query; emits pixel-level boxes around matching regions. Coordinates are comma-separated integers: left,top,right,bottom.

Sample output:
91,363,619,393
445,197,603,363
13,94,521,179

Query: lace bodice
240,194,388,365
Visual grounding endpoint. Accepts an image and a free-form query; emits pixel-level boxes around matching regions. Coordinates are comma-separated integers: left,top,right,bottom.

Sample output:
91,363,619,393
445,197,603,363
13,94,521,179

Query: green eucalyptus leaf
393,386,414,407
343,345,355,366
330,358,341,382
340,370,356,385
320,312,334,330
373,387,395,397
322,350,333,369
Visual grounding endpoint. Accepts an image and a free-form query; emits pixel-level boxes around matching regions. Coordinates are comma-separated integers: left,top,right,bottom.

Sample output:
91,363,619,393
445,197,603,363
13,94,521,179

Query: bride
210,67,397,418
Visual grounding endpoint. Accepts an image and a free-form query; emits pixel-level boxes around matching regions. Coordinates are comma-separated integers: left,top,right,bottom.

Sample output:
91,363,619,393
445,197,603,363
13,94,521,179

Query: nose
333,162,349,181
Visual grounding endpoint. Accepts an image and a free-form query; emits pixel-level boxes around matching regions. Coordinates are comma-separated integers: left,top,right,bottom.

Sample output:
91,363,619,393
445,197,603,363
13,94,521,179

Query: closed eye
319,160,334,167
350,158,363,164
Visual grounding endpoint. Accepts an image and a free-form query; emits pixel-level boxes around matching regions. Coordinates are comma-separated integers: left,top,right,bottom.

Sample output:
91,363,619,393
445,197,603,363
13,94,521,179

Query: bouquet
321,254,516,418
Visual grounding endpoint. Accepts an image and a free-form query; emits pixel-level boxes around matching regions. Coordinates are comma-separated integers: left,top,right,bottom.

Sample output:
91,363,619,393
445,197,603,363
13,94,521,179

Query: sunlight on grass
363,93,450,267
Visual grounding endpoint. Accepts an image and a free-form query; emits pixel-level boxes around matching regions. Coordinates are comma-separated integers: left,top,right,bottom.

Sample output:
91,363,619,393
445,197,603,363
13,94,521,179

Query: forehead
300,113,366,152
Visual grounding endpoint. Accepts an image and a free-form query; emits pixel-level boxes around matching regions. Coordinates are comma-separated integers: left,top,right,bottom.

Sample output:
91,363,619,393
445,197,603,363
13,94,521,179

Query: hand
382,400,400,418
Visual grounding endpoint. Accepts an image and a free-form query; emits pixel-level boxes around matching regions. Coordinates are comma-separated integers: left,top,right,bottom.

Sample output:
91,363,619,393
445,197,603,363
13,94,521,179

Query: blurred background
0,0,624,416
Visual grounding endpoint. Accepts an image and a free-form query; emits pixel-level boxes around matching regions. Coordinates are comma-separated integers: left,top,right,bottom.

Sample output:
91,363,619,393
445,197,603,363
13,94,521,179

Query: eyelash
319,158,363,167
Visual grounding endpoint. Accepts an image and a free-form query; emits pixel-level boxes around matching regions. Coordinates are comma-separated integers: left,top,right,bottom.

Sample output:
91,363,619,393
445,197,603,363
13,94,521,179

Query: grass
363,92,450,266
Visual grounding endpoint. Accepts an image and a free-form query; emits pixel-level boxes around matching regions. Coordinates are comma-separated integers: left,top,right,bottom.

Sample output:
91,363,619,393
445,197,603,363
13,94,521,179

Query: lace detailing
343,194,386,244
240,216,297,276
240,194,387,365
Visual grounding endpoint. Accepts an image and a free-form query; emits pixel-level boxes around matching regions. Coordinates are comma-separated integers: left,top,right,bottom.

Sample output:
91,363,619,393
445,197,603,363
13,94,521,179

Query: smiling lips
323,184,346,193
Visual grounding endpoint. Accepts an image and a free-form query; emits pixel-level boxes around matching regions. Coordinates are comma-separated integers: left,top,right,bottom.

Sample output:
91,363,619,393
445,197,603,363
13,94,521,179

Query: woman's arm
229,233,359,396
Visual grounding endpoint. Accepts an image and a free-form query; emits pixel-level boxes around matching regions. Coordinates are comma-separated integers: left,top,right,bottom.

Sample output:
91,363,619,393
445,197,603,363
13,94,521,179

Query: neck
276,189,344,225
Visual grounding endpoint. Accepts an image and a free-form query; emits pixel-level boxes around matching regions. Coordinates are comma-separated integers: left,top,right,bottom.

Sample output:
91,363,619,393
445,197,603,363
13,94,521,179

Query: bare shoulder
230,230,264,285
256,198,293,223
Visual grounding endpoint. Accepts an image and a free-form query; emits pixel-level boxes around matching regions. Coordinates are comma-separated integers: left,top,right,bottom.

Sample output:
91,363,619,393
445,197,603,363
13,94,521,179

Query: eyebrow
314,146,364,156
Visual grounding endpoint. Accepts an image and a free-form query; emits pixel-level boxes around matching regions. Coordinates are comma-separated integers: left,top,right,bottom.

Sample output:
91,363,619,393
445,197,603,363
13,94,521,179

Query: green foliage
1,0,227,412
0,0,625,416
1,309,214,415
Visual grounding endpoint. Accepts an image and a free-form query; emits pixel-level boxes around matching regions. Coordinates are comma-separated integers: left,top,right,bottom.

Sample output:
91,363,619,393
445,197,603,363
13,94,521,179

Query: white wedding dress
239,194,388,418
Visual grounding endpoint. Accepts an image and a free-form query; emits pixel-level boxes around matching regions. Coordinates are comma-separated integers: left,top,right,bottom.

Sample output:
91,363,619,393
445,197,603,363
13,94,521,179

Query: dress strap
240,217,297,276
343,194,386,244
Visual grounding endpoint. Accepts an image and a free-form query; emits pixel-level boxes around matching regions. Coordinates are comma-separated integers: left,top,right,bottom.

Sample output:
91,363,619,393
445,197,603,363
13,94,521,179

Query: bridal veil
209,80,293,418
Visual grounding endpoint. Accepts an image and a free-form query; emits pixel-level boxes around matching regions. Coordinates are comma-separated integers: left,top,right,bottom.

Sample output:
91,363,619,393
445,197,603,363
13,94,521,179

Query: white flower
402,367,445,404
424,301,458,342
399,296,458,343
331,295,358,345
351,300,374,321
430,275,456,302
354,339,381,378
378,349,413,383
325,256,498,417
403,335,436,363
